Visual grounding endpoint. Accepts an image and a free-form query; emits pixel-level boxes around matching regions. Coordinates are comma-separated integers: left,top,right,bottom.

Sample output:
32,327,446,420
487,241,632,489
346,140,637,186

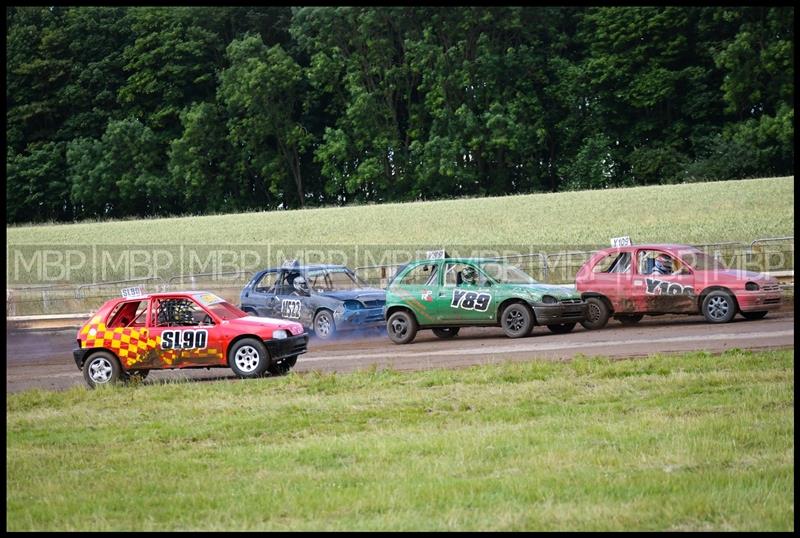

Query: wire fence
7,237,794,317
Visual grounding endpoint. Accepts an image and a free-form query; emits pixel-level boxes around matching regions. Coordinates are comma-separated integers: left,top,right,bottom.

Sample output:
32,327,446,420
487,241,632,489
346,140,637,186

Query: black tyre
229,338,269,378
387,310,418,344
314,309,336,340
740,310,768,321
701,290,737,323
267,355,298,376
501,302,534,338
580,297,610,330
124,369,150,383
82,351,124,389
547,322,576,334
616,314,644,326
432,327,460,339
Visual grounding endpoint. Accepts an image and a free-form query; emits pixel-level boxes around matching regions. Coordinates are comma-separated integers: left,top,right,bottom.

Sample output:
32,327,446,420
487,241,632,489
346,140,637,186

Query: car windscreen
477,261,538,284
204,301,248,320
305,268,368,291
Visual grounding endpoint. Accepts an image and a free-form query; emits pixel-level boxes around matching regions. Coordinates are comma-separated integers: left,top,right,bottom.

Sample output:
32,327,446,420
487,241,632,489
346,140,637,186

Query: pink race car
575,244,783,329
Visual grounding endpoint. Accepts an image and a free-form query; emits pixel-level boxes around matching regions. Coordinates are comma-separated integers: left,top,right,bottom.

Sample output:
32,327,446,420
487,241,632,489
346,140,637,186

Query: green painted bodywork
385,258,582,327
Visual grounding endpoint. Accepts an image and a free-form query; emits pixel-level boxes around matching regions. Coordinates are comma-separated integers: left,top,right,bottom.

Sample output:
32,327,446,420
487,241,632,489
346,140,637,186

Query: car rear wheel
314,310,336,340
547,323,576,334
124,369,150,383
387,310,418,344
580,297,610,330
82,351,124,389
501,302,534,338
616,314,644,326
229,338,269,378
701,291,736,323
740,310,768,321
432,327,460,339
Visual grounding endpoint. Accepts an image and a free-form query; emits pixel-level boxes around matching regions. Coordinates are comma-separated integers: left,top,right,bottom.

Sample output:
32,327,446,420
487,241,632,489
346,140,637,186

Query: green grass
6,349,794,531
6,176,794,246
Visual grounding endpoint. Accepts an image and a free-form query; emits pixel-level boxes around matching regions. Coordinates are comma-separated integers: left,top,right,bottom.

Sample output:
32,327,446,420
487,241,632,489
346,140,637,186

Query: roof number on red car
121,286,144,298
160,329,208,350
610,236,632,247
281,299,302,319
450,289,491,312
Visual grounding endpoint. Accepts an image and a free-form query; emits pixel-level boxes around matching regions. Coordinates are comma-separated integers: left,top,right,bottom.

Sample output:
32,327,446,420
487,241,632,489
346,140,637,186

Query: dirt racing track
6,310,794,393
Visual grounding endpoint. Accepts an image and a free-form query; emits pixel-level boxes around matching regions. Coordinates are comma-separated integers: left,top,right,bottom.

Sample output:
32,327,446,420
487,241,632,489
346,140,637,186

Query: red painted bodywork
76,291,304,372
575,244,783,316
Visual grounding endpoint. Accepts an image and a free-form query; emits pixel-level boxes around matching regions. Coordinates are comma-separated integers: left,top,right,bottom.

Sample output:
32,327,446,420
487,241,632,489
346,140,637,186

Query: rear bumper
736,291,783,312
532,302,588,325
263,334,308,361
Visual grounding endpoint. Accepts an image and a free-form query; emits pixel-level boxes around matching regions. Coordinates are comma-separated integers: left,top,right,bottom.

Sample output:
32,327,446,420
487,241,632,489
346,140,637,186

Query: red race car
575,243,783,329
73,289,308,388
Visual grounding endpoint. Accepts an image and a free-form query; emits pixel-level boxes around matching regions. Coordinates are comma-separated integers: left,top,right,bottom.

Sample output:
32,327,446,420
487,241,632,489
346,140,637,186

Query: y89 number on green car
383,257,588,344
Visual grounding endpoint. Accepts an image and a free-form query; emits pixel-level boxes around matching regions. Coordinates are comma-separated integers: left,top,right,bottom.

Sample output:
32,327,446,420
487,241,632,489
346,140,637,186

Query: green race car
384,256,588,344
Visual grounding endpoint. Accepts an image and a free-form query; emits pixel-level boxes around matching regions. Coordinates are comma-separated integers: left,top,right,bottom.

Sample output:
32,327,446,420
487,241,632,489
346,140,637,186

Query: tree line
6,6,794,223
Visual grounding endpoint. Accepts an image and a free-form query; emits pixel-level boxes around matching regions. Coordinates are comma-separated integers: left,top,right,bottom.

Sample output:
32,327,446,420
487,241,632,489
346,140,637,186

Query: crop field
6,349,794,531
7,176,794,247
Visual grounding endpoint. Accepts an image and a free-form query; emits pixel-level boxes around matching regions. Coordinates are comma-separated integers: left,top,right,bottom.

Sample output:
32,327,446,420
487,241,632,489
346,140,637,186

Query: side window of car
593,252,631,274
443,263,480,287
638,251,678,275
255,271,278,293
107,300,147,328
152,298,214,327
399,263,439,286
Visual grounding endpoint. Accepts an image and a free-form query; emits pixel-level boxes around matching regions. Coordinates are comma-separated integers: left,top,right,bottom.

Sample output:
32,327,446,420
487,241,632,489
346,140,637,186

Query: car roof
111,291,220,300
599,243,696,252
262,264,347,272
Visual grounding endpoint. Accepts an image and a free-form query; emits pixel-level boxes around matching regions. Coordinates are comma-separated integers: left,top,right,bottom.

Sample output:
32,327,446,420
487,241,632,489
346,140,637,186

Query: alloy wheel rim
317,314,331,336
391,318,407,338
707,296,729,320
88,357,113,383
234,345,260,372
505,308,525,332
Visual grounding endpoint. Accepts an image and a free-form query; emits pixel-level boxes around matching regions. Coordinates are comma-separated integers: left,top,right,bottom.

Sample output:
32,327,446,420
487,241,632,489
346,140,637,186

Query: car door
243,269,280,317
390,261,442,326
147,296,226,368
436,262,495,323
633,249,696,313
584,249,636,312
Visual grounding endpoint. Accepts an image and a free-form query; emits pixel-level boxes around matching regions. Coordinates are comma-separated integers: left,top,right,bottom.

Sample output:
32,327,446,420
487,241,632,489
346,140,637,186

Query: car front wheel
314,310,336,340
547,323,576,334
387,310,418,344
580,297,610,330
82,351,124,389
267,355,298,376
501,302,534,338
229,338,269,378
702,291,737,323
740,310,768,321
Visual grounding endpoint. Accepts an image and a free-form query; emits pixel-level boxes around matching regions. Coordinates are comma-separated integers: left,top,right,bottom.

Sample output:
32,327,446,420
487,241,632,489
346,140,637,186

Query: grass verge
6,348,794,531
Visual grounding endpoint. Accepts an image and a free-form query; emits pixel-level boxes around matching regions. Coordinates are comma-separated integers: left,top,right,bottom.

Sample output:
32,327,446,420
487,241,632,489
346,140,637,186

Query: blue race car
239,262,386,339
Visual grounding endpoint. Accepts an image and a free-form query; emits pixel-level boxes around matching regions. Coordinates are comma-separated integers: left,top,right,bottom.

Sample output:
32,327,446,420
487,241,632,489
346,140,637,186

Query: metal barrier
76,276,167,299
7,237,794,316
167,271,254,288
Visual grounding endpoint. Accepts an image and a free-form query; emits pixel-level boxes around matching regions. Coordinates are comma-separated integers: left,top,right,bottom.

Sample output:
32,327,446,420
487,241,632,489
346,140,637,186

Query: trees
5,6,795,223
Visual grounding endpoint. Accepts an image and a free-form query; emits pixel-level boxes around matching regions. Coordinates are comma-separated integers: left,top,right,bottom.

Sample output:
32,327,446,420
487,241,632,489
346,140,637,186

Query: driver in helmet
461,266,479,286
292,275,308,294
651,254,673,275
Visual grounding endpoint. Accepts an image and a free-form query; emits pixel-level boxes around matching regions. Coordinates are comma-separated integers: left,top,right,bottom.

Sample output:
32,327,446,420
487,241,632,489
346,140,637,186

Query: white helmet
293,276,307,292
